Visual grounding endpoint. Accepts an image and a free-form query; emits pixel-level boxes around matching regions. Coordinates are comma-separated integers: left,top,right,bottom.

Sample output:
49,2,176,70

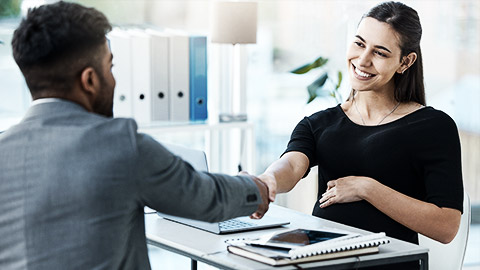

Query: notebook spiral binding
290,233,390,259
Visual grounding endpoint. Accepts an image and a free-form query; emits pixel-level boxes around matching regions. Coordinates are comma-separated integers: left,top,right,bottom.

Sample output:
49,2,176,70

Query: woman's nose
357,50,372,67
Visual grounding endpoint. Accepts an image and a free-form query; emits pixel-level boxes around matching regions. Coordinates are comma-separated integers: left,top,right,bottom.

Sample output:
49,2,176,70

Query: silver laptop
158,212,289,234
153,142,290,234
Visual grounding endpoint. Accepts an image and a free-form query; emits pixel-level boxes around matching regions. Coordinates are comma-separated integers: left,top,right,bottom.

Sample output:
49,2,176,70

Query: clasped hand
319,176,373,208
239,171,272,219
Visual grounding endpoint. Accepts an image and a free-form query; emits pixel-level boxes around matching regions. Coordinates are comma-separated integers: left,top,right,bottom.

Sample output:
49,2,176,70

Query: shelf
138,120,255,174
139,121,253,133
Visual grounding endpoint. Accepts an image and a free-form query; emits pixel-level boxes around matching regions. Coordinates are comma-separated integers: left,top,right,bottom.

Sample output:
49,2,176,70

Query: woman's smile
352,63,376,80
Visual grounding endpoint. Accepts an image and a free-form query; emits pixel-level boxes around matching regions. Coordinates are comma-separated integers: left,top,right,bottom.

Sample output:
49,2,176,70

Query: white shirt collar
30,98,66,106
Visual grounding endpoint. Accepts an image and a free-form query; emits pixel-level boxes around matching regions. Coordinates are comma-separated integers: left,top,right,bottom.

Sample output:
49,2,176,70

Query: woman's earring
401,69,406,75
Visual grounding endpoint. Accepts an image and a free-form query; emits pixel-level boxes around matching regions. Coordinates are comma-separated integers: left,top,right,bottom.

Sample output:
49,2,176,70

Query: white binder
147,30,170,121
128,29,152,124
107,28,133,118
168,33,190,122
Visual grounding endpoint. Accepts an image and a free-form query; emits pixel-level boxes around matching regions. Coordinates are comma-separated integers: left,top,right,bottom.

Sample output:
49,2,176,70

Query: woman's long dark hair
356,1,426,105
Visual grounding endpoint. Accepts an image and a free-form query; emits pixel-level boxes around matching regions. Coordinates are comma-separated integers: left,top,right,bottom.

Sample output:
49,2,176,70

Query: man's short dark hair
11,1,112,97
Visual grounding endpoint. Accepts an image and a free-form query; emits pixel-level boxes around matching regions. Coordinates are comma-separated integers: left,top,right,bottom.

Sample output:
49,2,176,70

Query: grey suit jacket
0,100,261,270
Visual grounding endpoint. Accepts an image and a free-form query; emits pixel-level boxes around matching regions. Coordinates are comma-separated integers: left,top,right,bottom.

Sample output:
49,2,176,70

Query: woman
259,2,463,269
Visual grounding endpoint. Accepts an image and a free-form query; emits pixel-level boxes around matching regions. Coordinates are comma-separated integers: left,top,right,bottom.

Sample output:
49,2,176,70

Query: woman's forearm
363,179,461,244
258,151,309,199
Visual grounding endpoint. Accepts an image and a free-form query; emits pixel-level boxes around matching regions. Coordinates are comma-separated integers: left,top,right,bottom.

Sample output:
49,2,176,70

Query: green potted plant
0,0,21,18
290,56,343,104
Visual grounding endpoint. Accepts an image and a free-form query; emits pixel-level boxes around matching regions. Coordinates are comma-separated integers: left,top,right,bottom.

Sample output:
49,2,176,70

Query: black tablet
249,228,356,250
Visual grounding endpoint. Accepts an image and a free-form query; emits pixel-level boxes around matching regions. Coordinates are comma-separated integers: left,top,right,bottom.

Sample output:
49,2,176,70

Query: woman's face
346,17,405,93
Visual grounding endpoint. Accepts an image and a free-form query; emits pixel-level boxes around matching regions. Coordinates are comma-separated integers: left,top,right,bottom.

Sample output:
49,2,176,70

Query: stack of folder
107,27,208,123
226,229,390,266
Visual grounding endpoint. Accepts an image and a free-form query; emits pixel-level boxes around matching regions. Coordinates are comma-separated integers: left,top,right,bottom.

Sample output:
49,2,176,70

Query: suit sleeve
133,133,261,222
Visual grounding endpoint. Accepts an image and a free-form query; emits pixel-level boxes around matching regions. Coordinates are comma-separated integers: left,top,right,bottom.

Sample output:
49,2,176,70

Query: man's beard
92,74,114,118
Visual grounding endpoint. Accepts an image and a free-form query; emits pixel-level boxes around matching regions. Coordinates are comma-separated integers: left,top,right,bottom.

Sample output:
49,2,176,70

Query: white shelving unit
139,121,255,175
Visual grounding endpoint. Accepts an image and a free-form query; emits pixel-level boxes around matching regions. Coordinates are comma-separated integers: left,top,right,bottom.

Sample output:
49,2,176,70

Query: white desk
145,204,428,270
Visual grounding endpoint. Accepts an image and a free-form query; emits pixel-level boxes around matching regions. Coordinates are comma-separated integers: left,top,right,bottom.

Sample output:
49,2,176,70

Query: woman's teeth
355,67,373,78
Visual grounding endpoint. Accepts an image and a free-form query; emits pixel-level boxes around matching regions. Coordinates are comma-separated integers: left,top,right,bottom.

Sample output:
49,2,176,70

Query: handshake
240,171,277,220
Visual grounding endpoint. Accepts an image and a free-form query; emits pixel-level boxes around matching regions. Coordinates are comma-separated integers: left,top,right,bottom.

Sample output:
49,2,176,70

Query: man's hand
239,171,270,219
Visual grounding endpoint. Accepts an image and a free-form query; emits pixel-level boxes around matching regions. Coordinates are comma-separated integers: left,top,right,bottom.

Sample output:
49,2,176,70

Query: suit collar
23,99,89,122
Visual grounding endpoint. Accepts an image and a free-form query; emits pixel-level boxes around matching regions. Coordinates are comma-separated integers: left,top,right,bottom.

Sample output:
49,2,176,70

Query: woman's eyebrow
355,35,392,53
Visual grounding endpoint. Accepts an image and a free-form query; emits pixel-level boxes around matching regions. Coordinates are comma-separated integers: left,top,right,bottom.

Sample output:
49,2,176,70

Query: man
0,2,269,269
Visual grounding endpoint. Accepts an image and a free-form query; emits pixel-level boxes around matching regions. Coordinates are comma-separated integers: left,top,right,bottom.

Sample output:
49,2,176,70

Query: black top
284,105,463,244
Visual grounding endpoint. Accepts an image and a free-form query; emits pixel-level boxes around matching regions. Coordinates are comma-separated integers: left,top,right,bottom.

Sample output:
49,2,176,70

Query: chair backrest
418,190,471,270
161,142,208,171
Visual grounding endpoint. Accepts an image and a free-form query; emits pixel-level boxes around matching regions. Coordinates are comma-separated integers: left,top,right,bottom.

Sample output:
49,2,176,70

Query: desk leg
191,259,197,270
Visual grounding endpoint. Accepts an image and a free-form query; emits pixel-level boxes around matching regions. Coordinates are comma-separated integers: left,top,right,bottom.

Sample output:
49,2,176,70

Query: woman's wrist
258,172,274,184
359,177,377,200
258,172,277,202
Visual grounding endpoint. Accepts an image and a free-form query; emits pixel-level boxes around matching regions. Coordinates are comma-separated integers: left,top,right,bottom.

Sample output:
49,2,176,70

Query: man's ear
397,52,417,74
79,67,100,98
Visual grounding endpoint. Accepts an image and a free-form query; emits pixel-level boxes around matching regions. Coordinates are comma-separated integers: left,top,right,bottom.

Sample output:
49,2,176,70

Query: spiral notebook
226,229,390,266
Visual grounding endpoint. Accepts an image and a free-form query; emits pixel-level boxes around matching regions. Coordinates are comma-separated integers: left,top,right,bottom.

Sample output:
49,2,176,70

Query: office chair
418,190,471,270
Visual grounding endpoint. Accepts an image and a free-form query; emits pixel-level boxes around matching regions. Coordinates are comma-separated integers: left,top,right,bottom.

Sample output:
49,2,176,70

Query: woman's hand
257,173,277,203
319,175,461,243
319,176,375,208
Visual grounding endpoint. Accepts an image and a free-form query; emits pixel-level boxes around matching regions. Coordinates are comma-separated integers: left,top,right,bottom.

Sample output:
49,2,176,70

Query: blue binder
189,36,208,121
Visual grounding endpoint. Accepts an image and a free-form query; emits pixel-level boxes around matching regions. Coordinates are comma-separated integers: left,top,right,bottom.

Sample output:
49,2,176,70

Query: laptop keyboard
219,219,256,231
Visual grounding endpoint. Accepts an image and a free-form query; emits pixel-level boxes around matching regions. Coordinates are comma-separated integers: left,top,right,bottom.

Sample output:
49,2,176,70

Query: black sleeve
411,111,464,213
282,117,318,178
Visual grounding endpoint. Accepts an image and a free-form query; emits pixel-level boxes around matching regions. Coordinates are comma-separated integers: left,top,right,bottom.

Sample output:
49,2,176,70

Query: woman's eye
354,41,364,47
375,51,387,57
